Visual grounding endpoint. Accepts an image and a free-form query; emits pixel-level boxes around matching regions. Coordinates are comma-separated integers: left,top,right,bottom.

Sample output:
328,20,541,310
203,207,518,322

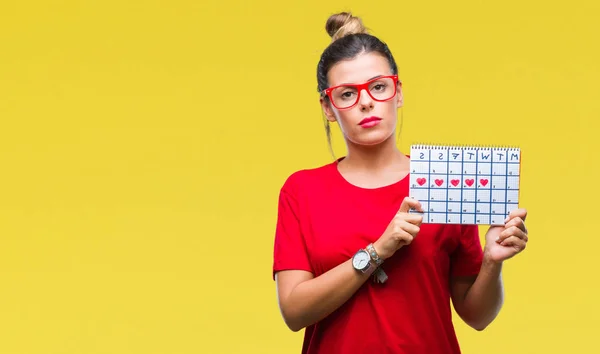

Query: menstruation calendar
409,144,521,225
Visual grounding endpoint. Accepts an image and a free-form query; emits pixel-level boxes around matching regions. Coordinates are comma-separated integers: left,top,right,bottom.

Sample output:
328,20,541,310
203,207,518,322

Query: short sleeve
272,180,313,280
450,225,484,277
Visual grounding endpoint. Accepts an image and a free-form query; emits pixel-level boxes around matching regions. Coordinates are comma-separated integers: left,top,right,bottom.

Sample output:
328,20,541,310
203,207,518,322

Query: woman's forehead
327,52,391,86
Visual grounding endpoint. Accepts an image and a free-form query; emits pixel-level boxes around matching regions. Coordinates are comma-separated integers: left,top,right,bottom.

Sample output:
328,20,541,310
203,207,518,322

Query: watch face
352,250,370,270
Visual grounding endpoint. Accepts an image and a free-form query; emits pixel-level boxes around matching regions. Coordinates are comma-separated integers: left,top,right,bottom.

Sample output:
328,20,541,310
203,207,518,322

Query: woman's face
321,52,403,147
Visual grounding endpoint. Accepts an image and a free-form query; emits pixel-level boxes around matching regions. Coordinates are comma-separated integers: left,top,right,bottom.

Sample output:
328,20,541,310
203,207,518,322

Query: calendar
408,144,521,225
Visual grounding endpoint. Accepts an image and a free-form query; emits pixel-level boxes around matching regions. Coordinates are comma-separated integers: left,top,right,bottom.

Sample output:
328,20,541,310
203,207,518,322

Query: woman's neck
340,134,407,173
335,135,409,189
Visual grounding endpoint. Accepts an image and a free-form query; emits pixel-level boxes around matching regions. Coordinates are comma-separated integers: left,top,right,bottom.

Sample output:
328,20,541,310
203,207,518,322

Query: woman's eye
372,84,386,91
341,92,355,99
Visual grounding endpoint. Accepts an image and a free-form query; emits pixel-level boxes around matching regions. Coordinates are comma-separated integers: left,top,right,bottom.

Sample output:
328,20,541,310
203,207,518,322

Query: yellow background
1,0,598,353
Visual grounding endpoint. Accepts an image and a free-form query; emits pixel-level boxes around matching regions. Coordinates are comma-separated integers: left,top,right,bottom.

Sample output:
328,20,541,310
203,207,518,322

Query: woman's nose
358,89,374,110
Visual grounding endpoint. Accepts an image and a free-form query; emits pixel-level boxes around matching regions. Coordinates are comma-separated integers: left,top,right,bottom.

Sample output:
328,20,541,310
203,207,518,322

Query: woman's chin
349,131,395,147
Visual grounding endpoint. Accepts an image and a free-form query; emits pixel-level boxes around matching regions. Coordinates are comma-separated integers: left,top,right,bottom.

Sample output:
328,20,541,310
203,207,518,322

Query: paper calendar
409,144,521,225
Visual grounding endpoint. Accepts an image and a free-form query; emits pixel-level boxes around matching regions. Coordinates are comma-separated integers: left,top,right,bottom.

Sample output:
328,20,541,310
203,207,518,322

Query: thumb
399,197,423,213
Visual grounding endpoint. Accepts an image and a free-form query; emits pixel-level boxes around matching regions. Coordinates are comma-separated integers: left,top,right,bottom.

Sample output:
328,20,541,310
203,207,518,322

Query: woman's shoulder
279,160,339,194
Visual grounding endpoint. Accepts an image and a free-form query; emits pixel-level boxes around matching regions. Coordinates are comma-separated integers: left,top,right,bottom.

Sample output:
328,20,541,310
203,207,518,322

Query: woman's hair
317,12,400,157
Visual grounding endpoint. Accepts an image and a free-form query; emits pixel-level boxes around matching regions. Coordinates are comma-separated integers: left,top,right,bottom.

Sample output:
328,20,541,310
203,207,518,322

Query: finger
398,197,423,213
499,235,527,251
505,208,527,223
392,226,415,245
497,226,528,243
505,217,527,234
398,219,420,237
498,226,528,242
398,213,424,226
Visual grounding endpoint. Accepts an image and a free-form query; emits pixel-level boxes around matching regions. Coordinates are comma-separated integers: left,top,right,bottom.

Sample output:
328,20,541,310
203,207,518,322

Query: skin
275,51,529,332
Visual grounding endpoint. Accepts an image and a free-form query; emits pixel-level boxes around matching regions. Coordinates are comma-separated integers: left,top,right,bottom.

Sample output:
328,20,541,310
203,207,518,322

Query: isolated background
1,0,599,353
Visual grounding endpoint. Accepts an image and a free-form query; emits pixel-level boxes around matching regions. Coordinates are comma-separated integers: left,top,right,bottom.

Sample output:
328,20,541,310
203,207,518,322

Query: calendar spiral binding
410,143,520,151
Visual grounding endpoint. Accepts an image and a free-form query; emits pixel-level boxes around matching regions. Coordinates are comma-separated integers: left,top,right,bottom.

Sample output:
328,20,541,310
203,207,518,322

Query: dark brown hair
317,12,400,157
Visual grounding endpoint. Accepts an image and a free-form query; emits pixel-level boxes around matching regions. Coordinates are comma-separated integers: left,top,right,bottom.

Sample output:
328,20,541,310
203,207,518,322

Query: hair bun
325,12,367,42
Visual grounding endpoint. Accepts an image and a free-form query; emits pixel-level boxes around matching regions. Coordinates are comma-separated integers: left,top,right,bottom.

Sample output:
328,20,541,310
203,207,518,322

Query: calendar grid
504,149,509,217
427,149,431,215
410,145,521,225
445,149,449,223
474,148,479,224
460,150,464,224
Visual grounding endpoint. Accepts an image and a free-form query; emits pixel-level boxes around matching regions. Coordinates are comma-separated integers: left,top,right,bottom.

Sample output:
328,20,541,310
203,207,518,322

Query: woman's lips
358,116,383,127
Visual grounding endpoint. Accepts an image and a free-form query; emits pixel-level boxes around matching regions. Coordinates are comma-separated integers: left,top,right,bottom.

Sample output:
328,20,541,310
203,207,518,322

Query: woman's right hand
373,197,424,260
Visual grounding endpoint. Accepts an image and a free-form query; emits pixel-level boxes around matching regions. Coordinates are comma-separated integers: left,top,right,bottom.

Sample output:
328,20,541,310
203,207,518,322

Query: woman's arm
275,260,376,332
451,209,528,331
275,197,423,332
450,258,504,331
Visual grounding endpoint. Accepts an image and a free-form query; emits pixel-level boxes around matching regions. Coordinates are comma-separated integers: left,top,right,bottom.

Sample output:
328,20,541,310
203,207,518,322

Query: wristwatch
352,249,374,273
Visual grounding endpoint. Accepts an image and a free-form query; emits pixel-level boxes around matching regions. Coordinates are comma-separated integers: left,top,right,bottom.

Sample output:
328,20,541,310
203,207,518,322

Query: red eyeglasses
322,75,401,110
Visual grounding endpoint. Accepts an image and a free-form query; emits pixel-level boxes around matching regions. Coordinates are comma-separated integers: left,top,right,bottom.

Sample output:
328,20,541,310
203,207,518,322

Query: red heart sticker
465,179,475,187
451,179,460,187
480,179,489,186
417,178,426,186
435,179,444,186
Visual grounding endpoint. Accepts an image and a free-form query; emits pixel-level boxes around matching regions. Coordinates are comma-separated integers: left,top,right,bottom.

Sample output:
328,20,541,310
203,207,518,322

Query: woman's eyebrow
367,75,384,81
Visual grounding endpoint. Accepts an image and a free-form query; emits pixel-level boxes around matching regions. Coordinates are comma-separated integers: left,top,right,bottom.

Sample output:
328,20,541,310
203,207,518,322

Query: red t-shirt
272,159,483,354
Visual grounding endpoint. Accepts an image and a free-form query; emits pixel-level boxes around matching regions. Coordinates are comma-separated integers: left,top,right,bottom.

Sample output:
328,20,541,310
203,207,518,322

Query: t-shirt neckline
330,156,410,192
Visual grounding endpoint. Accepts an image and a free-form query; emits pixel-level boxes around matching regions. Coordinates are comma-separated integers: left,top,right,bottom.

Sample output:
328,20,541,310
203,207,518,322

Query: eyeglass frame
321,75,402,110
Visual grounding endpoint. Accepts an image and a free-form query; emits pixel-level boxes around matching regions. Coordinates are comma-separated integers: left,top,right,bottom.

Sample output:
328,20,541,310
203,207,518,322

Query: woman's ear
397,86,404,108
320,97,337,123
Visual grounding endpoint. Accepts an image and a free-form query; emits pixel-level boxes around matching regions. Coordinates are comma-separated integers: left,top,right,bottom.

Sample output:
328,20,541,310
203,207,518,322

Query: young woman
272,12,528,354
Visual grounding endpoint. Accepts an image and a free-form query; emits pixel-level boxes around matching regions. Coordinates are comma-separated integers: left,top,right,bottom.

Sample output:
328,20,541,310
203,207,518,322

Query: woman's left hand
484,209,528,263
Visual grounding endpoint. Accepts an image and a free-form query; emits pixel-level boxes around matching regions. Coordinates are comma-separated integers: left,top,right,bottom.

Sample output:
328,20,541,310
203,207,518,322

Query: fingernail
495,236,500,242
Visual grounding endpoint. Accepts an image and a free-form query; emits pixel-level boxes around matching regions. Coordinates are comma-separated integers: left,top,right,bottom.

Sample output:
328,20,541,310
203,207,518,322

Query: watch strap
366,243,383,266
